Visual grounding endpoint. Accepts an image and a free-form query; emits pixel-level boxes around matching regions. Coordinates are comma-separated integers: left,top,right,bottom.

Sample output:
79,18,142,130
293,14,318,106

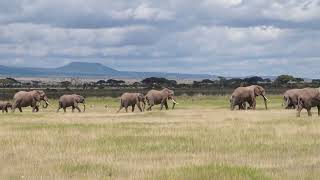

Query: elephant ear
75,95,81,102
254,86,262,96
34,91,41,101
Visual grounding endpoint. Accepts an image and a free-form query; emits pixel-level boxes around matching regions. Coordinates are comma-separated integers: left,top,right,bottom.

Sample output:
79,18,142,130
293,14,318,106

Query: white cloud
0,0,319,77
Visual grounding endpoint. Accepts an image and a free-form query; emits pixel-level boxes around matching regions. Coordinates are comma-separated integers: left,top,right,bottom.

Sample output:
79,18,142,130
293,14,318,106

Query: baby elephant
57,94,86,113
0,102,12,113
117,93,145,113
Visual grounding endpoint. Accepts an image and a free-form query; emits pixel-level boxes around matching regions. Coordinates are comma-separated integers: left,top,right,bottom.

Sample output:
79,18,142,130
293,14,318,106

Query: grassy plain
1,95,320,179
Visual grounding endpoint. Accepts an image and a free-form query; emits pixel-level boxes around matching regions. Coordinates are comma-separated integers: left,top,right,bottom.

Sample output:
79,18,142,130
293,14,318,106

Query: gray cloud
0,0,319,78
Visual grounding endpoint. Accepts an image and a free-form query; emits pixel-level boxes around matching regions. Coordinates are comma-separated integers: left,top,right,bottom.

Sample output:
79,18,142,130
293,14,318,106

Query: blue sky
0,0,319,78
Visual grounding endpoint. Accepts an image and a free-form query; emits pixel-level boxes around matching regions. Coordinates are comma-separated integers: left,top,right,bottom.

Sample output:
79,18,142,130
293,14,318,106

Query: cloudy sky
0,0,319,77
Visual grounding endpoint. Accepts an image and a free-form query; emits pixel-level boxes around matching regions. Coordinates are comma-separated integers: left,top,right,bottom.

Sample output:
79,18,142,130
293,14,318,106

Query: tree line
0,75,319,89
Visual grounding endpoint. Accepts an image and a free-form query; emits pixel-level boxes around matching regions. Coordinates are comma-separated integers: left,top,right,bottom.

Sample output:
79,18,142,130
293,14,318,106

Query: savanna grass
0,95,319,179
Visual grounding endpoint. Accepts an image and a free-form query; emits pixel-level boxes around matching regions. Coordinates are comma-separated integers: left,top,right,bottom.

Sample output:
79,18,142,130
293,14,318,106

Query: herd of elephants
0,85,319,117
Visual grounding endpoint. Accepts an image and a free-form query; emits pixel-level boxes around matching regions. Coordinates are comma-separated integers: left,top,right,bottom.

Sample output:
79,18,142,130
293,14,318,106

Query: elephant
117,93,145,113
283,89,303,109
0,102,12,113
145,88,178,111
12,90,49,112
230,85,269,110
296,88,320,117
57,94,85,113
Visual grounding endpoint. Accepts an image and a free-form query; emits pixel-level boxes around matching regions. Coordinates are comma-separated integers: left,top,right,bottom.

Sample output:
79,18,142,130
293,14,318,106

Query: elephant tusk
171,99,179,104
45,100,50,105
262,95,270,102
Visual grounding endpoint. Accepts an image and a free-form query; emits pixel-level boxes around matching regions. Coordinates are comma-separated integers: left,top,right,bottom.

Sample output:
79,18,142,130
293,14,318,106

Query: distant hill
0,62,218,80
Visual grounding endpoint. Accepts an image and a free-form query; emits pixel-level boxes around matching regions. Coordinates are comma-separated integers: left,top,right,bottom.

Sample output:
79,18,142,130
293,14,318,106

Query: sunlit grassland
1,95,320,179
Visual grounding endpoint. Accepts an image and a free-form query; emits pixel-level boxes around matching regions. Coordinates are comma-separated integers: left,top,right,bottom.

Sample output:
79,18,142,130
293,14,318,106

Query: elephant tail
120,98,123,107
58,101,62,108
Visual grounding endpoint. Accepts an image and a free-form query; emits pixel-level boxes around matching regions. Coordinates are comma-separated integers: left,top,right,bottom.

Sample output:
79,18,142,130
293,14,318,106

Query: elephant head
161,88,174,98
73,94,86,112
6,102,12,110
168,96,178,109
161,88,178,108
34,90,49,108
252,85,269,110
137,93,146,111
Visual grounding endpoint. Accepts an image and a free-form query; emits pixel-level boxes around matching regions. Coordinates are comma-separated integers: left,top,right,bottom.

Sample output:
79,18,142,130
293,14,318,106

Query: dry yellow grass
0,96,320,179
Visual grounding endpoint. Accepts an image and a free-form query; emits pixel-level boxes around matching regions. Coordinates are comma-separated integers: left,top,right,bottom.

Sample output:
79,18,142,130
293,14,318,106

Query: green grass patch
155,164,270,180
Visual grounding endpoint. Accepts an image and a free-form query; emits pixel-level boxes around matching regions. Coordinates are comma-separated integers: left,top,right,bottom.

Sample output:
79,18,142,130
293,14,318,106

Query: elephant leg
164,101,169,110
307,108,312,117
247,99,254,110
32,106,36,112
18,107,22,112
147,104,153,111
252,100,256,110
75,106,81,112
137,103,142,112
160,102,164,110
117,106,123,113
125,106,128,113
146,100,154,111
35,106,39,112
296,106,303,117
2,109,4,113
132,104,135,112
63,107,66,113
57,106,61,113
318,105,320,116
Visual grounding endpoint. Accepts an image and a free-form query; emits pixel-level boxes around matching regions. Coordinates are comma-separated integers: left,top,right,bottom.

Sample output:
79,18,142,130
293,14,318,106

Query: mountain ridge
0,62,218,80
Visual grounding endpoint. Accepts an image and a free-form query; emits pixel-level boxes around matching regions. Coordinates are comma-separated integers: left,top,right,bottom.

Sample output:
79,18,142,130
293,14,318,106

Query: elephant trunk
42,100,49,108
262,94,268,110
171,97,178,109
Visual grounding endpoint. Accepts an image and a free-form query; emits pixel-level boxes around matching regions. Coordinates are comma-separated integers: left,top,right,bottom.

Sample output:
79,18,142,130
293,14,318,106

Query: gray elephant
230,85,269,110
57,94,86,113
283,89,303,109
296,88,320,117
0,102,12,113
12,90,49,112
145,88,178,111
117,93,145,113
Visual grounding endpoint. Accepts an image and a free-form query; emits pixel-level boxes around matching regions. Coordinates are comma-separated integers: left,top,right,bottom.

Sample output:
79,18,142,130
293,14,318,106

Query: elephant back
146,90,161,97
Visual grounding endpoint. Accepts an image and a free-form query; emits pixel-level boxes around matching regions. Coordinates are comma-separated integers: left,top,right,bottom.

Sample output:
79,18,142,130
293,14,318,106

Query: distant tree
106,79,125,87
141,77,177,87
294,78,304,83
201,79,214,84
0,78,21,87
263,78,271,83
226,78,243,87
218,76,227,87
312,79,320,84
132,82,142,87
61,81,72,89
96,80,106,85
243,76,264,85
274,75,295,85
